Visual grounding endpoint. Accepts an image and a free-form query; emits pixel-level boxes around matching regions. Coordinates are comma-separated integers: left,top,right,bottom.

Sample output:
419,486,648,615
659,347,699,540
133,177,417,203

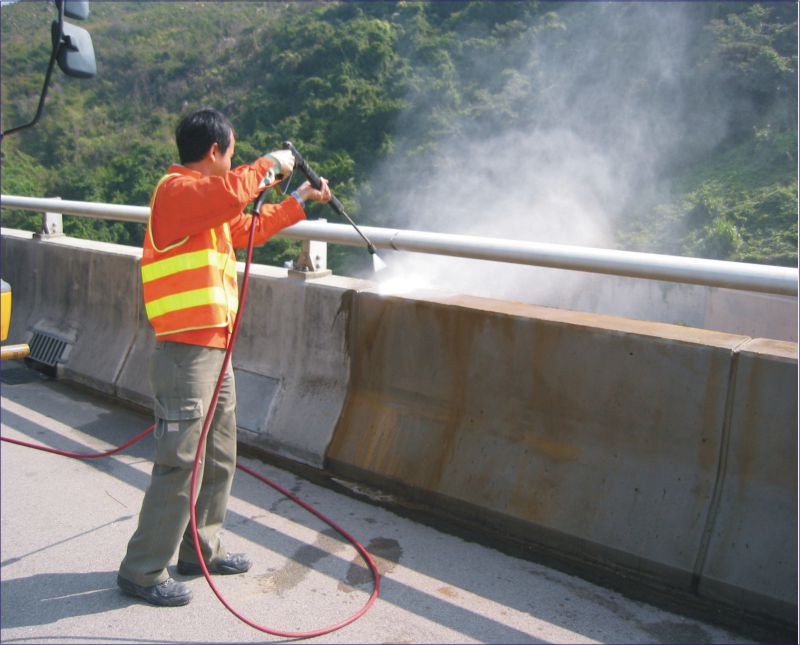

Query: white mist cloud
370,3,741,320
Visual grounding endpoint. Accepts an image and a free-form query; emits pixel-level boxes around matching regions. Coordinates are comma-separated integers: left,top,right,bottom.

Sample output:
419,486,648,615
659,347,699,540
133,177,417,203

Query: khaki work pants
119,341,237,587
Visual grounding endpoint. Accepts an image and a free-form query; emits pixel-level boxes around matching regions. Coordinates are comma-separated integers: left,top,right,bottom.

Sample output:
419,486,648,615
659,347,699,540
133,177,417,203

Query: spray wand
282,141,387,272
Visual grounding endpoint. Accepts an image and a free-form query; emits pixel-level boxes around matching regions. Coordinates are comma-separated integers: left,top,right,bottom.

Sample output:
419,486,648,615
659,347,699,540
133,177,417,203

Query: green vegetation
620,3,797,265
1,1,796,272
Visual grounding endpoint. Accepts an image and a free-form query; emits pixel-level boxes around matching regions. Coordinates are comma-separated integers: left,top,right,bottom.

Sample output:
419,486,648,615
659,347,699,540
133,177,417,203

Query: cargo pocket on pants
153,397,205,468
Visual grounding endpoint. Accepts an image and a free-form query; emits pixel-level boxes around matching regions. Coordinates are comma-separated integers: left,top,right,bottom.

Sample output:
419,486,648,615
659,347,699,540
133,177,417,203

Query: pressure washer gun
283,141,386,272
251,142,386,272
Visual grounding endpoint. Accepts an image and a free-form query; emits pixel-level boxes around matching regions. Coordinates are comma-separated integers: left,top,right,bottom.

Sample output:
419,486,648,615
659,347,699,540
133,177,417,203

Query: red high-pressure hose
0,185,380,638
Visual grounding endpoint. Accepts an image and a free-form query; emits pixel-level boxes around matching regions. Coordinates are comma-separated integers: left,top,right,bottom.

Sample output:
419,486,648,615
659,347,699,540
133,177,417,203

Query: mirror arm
1,1,65,139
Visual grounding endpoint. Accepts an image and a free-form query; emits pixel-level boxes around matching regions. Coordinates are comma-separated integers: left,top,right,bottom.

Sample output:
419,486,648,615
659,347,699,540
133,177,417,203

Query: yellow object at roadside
1,279,30,359
1,280,11,342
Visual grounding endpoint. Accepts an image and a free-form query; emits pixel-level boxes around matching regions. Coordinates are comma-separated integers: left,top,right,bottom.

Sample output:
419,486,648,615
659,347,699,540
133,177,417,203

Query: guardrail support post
289,218,332,280
34,196,63,240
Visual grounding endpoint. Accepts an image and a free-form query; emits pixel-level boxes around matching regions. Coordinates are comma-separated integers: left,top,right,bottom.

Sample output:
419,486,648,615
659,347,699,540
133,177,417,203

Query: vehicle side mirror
51,20,96,78
63,0,89,20
1,0,96,137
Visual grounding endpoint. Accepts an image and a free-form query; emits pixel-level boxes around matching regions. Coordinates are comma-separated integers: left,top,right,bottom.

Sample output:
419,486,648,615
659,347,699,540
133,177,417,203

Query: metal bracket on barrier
289,219,332,280
34,197,64,239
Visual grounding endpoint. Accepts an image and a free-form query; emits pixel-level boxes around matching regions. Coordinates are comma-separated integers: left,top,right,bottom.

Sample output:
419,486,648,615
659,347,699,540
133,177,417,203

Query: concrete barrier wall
697,338,798,621
325,289,798,624
1,231,143,396
0,230,364,466
553,273,798,342
2,230,42,343
228,266,370,466
1,229,796,627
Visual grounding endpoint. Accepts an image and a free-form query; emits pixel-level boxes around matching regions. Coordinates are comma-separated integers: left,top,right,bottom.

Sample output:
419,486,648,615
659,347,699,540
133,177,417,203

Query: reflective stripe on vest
141,173,239,338
141,248,237,284
146,286,228,319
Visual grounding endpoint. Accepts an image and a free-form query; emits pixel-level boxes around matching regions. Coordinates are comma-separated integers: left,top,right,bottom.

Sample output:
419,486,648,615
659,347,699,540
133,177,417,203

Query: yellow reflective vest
141,174,239,338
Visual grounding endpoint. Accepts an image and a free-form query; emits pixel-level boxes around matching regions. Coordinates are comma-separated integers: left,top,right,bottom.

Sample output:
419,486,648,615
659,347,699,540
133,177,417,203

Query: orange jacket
142,159,305,348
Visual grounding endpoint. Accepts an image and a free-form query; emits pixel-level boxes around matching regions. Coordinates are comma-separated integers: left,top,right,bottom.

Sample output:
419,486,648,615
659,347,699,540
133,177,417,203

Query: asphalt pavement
0,361,755,644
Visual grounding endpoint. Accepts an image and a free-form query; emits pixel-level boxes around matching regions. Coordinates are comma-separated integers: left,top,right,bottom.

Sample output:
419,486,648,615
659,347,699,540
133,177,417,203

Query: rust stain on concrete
437,585,459,599
523,436,581,462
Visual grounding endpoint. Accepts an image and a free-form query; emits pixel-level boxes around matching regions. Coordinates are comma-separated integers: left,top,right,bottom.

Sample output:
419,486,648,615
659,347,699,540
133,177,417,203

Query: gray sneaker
177,552,252,576
117,574,192,607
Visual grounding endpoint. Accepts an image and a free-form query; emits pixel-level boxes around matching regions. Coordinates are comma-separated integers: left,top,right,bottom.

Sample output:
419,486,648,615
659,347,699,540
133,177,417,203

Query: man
117,108,331,606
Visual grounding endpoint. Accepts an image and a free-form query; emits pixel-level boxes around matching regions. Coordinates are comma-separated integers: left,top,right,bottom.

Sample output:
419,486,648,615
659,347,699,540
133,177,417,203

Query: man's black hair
175,108,234,164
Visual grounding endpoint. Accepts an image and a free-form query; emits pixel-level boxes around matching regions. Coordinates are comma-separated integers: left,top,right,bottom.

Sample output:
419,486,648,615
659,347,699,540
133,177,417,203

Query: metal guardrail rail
2,194,797,296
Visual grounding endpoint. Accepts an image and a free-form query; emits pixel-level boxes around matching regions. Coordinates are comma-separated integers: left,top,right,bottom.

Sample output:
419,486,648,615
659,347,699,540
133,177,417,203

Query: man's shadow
1,571,133,629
